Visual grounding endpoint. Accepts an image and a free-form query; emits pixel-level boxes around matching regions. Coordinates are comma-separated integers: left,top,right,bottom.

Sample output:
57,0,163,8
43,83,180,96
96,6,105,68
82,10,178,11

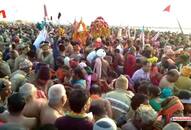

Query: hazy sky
0,0,191,28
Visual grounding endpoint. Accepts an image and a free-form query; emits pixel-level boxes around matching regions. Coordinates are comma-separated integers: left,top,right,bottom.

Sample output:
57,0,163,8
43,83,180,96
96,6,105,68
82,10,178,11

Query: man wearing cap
0,51,11,78
37,41,54,68
175,66,191,91
93,117,117,130
104,75,134,121
14,43,30,71
10,59,33,92
93,49,110,80
176,52,191,71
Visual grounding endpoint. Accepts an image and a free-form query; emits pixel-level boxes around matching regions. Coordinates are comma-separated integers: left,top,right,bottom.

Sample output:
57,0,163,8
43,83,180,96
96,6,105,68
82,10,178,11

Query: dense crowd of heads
0,21,190,130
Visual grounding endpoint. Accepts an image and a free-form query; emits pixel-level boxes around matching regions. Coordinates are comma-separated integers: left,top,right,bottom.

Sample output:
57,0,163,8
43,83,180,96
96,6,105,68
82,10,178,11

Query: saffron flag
0,10,6,18
163,5,171,12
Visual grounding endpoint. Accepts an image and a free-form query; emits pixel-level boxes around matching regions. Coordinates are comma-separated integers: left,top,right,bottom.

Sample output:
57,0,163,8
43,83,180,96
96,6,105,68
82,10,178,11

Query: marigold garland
90,17,110,39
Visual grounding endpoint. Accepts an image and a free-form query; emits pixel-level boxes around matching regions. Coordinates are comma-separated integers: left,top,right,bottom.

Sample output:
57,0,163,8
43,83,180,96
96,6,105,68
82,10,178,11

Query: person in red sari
124,47,136,78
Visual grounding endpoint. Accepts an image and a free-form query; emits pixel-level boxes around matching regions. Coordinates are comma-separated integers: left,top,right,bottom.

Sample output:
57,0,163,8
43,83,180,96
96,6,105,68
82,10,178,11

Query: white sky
0,0,191,28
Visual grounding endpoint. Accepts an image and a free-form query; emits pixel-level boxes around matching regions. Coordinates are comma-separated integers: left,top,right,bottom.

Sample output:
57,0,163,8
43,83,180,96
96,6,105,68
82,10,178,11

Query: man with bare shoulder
40,84,67,125
19,83,47,120
2,93,37,130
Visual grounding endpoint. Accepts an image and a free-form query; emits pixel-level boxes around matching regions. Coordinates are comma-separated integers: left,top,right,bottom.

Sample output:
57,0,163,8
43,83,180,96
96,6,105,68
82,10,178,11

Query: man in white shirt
132,60,151,86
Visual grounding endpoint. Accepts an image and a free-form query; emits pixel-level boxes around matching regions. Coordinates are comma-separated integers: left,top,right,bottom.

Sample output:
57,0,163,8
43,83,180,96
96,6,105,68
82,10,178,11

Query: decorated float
90,16,110,39
72,19,89,46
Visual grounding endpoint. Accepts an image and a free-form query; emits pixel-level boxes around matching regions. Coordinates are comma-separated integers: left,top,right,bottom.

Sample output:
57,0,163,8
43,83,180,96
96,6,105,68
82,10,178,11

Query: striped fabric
105,97,130,114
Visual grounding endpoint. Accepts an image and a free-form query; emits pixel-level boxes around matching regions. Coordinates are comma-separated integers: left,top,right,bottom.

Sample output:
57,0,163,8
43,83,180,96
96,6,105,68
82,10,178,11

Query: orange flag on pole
163,5,171,12
0,10,6,18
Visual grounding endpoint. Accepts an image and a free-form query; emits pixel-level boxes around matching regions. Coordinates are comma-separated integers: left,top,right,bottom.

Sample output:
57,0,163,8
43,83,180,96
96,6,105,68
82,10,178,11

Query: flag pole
163,4,184,34
176,18,184,34
43,4,48,22
141,26,145,50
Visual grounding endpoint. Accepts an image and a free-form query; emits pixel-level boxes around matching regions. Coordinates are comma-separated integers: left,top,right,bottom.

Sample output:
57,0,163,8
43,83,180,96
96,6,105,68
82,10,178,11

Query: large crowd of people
0,21,191,130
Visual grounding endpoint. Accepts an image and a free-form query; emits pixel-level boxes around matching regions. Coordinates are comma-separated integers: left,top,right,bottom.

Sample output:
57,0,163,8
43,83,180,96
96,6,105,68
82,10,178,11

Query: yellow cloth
147,57,158,63
175,76,191,91
58,27,65,37
181,66,191,77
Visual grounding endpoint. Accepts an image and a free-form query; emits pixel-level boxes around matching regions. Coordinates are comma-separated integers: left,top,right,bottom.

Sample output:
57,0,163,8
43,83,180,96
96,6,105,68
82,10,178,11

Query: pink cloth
85,75,91,90
37,90,46,99
93,58,102,79
0,120,4,127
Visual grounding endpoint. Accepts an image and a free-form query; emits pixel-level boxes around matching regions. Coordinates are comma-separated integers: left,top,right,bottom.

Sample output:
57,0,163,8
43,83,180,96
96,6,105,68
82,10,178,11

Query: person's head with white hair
19,83,37,102
48,84,67,107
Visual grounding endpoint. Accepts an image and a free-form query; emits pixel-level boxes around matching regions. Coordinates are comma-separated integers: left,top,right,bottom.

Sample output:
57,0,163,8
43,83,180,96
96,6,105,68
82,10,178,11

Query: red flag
44,4,48,18
163,5,171,12
0,10,6,18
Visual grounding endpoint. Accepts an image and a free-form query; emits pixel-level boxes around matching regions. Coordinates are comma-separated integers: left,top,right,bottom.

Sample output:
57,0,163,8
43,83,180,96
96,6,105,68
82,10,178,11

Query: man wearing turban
175,66,191,91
